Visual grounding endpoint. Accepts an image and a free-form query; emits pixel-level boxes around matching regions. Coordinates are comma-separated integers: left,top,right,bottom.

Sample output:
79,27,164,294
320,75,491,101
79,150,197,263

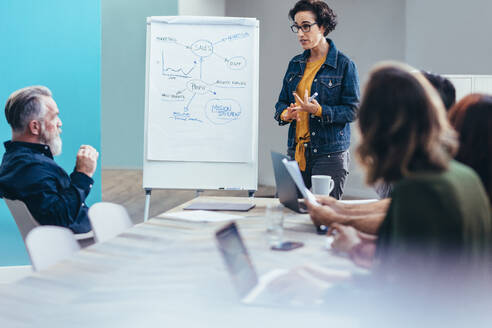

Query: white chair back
88,202,133,243
4,198,95,247
4,199,40,241
26,226,81,271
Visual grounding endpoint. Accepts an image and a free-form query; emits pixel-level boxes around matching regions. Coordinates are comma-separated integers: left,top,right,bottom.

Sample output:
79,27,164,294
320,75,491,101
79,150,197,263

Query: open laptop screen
215,222,259,298
271,151,305,213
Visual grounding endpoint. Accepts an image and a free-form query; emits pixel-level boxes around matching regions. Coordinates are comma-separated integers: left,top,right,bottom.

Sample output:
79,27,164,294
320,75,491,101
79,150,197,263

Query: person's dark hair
4,86,52,133
421,71,456,111
357,62,458,185
448,94,492,204
289,0,337,36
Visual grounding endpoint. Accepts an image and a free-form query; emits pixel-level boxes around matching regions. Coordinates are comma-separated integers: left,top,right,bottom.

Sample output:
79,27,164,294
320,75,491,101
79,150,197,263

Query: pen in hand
308,92,318,102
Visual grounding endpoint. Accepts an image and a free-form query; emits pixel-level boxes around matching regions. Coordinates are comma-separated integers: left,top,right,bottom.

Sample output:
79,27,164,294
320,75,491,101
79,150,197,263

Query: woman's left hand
292,90,320,114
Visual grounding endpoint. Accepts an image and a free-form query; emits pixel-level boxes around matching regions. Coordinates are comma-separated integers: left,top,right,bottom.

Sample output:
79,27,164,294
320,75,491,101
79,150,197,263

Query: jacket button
312,132,316,136
314,79,317,82
313,149,318,153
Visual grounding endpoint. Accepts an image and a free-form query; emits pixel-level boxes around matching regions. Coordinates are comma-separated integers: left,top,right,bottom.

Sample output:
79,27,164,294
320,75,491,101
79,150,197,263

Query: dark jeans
288,148,349,200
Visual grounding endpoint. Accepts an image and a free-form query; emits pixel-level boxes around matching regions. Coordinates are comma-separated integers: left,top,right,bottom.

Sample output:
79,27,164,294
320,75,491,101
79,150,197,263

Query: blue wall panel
101,0,178,168
0,0,101,266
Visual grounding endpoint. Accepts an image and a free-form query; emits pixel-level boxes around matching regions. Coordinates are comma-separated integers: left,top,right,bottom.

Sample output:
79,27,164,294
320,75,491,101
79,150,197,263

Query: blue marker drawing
157,32,252,125
162,51,196,78
184,92,196,111
205,99,242,125
200,57,203,80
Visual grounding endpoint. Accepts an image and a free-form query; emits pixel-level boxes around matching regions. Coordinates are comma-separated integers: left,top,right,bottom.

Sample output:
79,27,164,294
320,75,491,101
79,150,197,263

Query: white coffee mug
311,175,335,195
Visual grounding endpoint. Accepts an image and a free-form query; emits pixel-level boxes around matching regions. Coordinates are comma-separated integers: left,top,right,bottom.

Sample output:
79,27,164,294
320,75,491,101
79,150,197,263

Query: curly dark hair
289,0,337,36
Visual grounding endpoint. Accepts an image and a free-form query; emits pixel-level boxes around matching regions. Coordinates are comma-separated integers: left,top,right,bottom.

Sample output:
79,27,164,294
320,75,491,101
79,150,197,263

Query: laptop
215,221,288,305
215,222,343,306
270,151,308,213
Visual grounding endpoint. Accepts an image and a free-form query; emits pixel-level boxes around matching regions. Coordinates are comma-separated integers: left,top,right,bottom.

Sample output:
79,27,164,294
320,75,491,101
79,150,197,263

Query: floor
101,169,275,224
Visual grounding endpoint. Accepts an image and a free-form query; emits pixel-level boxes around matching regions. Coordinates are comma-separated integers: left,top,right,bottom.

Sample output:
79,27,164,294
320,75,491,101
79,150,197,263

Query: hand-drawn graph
147,19,257,163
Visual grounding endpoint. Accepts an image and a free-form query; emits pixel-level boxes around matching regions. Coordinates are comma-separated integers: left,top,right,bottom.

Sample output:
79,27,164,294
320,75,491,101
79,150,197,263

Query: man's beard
40,125,62,156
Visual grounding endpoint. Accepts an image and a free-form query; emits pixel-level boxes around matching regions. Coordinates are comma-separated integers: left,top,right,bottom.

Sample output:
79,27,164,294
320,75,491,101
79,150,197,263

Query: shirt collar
300,38,338,69
4,140,54,159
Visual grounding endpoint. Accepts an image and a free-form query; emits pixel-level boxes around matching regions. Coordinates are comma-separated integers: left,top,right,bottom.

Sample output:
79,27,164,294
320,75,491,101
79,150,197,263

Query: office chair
25,226,81,271
4,198,95,248
88,202,133,243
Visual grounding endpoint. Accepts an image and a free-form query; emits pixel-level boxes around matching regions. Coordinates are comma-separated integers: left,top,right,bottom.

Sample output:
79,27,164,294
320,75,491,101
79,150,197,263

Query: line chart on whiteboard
153,31,251,125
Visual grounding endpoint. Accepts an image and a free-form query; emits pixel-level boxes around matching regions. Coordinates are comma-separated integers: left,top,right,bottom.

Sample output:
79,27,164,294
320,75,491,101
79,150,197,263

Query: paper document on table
158,210,244,222
281,158,320,206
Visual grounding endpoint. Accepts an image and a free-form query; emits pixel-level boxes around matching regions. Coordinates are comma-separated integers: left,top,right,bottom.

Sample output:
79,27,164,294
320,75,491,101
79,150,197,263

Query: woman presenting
274,0,360,199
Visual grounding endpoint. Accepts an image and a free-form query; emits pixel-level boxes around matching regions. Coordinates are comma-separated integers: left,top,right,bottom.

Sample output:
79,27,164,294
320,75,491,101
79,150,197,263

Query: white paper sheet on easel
146,17,257,163
158,210,244,222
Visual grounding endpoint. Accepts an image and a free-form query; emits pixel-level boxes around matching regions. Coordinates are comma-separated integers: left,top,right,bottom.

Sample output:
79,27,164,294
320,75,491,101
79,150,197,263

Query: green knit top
376,160,492,277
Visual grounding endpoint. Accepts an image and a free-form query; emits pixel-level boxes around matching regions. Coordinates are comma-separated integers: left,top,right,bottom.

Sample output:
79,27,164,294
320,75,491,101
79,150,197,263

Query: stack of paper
158,210,244,222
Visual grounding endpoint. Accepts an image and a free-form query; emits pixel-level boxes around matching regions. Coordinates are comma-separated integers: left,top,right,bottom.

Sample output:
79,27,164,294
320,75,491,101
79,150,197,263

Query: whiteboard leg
144,189,152,222
248,190,256,198
195,189,204,198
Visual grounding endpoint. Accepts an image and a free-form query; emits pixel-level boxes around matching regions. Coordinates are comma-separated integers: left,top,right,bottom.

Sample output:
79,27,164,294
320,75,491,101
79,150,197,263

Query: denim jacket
274,39,360,154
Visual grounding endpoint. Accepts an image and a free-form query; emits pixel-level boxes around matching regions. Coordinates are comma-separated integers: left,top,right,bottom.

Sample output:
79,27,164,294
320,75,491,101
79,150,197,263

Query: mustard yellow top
281,55,325,171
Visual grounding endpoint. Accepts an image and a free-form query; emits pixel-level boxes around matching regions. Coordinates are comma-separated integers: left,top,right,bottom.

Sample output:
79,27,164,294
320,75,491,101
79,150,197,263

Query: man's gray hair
4,86,52,133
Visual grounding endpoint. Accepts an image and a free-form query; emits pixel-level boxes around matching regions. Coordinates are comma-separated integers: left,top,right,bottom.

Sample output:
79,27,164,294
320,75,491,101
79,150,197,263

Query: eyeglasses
290,22,317,33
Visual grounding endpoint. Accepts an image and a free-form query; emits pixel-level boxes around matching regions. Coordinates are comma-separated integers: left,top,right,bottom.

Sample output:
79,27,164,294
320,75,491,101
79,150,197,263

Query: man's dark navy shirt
0,141,93,233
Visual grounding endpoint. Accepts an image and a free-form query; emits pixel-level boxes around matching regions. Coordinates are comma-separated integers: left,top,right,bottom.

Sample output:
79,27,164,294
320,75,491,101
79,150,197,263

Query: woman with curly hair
274,0,360,200
448,94,492,205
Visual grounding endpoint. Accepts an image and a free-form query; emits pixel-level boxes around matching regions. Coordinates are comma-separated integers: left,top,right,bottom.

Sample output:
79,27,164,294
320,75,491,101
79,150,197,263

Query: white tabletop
0,197,363,327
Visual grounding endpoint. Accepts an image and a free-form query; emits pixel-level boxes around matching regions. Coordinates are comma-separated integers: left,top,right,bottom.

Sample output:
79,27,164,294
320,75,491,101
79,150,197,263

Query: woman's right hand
329,223,377,269
328,223,361,253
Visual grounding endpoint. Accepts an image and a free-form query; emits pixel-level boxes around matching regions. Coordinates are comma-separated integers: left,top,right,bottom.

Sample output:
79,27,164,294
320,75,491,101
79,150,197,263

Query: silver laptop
215,222,342,306
271,151,308,213
215,222,288,305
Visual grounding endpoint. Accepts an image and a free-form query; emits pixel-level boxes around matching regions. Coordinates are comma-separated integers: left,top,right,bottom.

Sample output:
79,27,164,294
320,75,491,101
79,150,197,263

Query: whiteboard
143,16,259,190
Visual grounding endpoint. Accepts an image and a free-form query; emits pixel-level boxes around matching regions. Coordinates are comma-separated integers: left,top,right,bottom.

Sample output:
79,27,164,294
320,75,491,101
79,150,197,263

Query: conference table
0,196,366,327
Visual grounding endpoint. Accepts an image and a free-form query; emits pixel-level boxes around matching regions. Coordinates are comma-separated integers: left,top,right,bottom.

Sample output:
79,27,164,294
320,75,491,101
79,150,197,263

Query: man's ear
27,120,42,136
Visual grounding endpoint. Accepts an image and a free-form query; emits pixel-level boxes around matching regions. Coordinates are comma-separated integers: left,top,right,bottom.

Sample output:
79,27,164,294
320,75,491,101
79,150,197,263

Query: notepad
159,210,244,222
184,202,255,212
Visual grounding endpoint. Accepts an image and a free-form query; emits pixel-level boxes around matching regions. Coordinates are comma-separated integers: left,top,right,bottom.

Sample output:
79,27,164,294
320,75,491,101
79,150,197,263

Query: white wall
406,0,492,75
179,0,225,16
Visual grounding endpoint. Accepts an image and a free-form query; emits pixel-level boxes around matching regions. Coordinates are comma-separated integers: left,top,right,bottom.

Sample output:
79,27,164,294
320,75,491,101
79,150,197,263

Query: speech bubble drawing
227,56,247,70
186,79,209,95
191,40,214,58
205,99,242,125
